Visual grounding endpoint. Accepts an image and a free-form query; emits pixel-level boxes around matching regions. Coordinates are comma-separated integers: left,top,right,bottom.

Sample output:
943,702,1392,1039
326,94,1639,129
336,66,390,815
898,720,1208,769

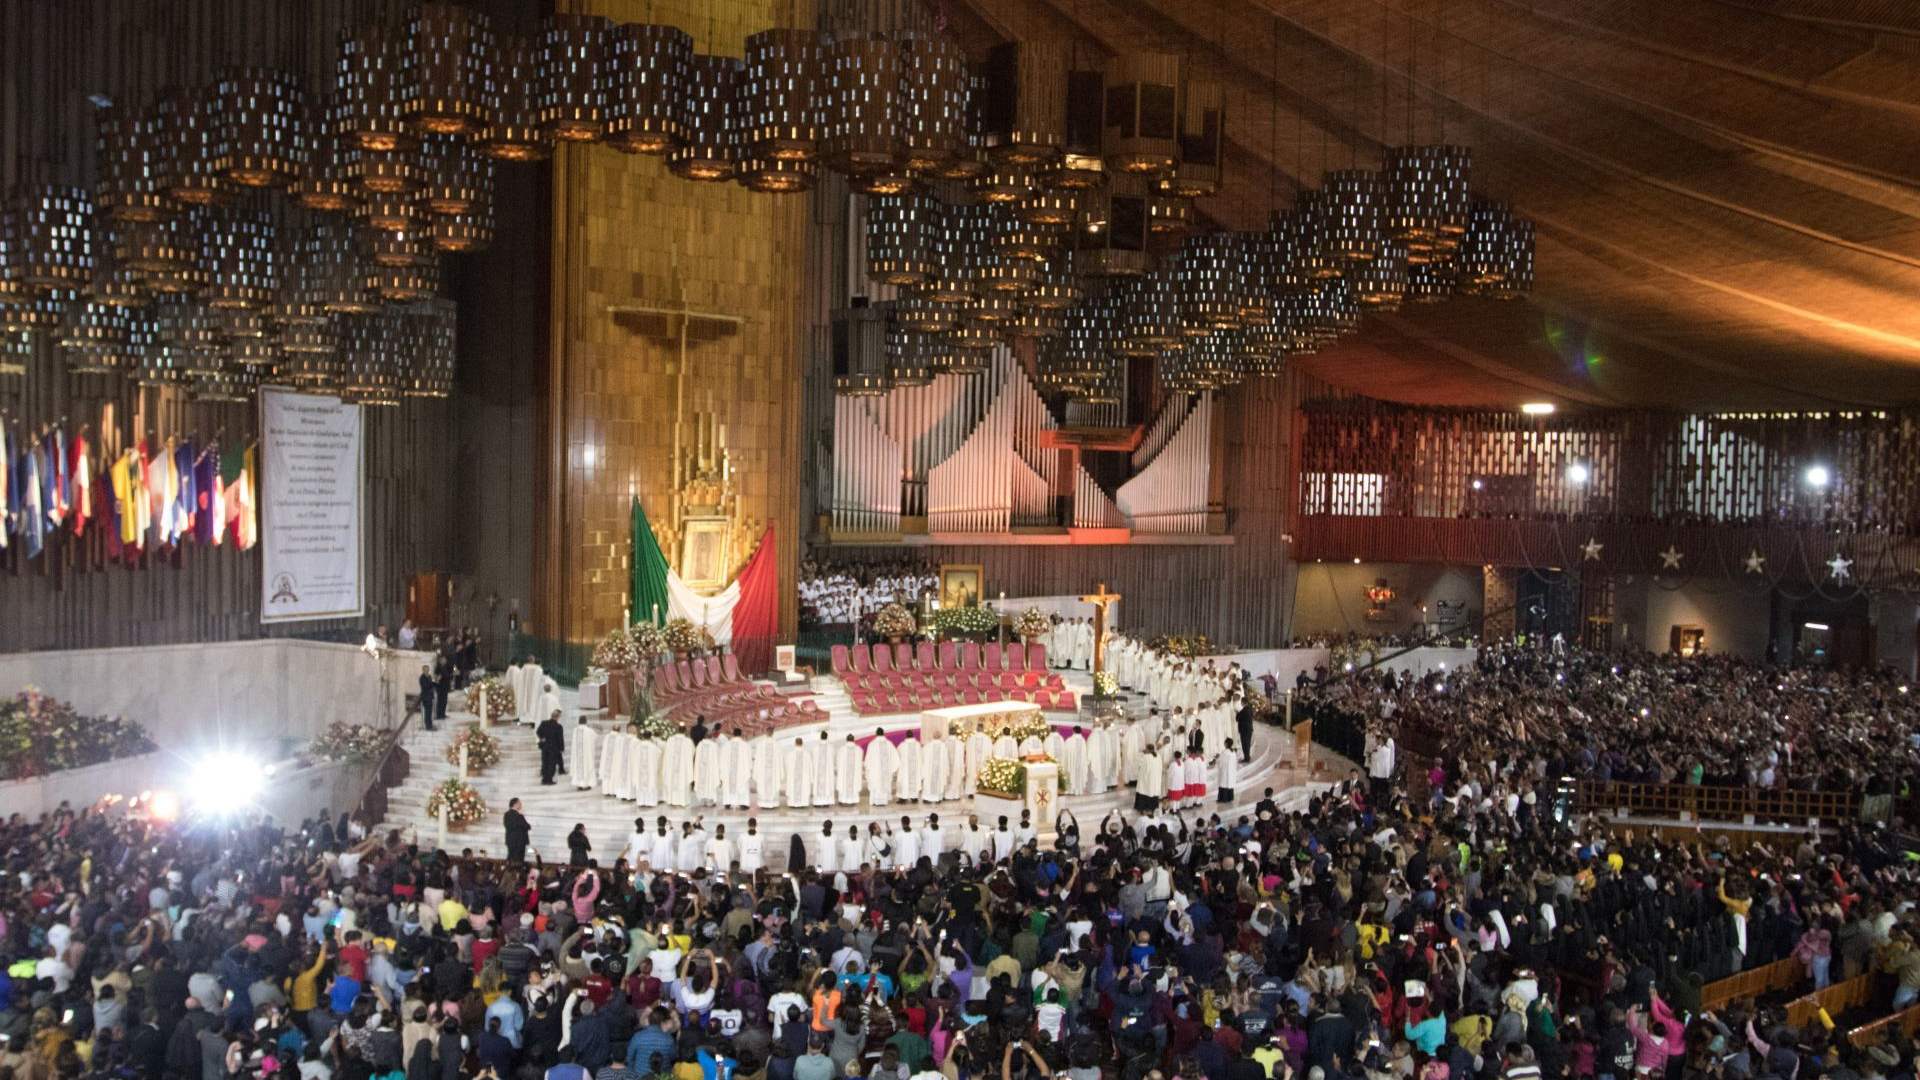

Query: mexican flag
629,497,779,674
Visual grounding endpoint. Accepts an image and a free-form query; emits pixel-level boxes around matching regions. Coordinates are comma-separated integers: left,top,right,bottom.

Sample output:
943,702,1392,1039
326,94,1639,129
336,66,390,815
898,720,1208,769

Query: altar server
814,821,840,874
705,824,734,872
646,817,676,870
738,819,765,873
893,816,920,869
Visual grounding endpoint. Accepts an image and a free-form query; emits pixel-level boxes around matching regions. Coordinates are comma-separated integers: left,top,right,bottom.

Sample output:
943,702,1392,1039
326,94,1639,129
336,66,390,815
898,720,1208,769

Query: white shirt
921,826,945,861
738,832,765,873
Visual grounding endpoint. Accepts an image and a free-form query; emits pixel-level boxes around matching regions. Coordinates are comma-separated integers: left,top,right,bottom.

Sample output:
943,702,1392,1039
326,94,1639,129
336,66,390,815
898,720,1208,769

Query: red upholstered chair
1028,643,1048,670
831,645,850,676
852,644,871,672
1056,692,1076,711
651,667,673,698
677,660,696,687
871,646,893,673
960,642,981,670
706,656,725,684
963,688,983,704
722,653,741,682
1020,671,1043,689
937,641,957,669
984,687,1005,702
998,672,1022,690
850,691,874,712
915,689,938,708
1033,689,1054,709
983,642,1002,671
894,642,912,670
915,641,936,671
1007,645,1027,672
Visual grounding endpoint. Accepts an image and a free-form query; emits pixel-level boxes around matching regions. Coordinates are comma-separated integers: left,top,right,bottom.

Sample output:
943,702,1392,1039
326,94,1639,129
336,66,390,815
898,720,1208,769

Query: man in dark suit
1237,694,1255,764
418,665,438,731
433,651,454,722
689,715,708,747
504,798,531,863
536,710,564,785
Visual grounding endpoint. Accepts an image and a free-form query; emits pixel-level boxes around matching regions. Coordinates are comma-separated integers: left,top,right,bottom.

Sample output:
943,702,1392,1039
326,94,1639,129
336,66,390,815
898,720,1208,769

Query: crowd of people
1293,644,1920,794
5,641,1920,1080
797,560,938,629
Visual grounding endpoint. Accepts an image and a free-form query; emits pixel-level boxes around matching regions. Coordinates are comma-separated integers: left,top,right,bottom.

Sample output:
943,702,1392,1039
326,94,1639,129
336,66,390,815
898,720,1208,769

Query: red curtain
731,524,779,675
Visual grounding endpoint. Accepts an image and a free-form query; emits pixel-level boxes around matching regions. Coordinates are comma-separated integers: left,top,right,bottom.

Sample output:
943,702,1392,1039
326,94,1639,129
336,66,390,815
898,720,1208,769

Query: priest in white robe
994,733,1019,760
1119,724,1143,785
692,736,722,805
1018,733,1046,757
661,731,696,807
750,735,781,807
1135,745,1165,809
943,734,969,800
865,732,899,807
1061,727,1089,795
599,729,627,798
965,730,993,790
514,663,546,722
720,734,752,808
783,737,812,808
1043,729,1065,764
809,732,837,808
570,719,598,790
895,737,922,804
813,822,840,874
505,661,525,718
920,738,947,803
529,679,562,730
835,735,863,804
633,734,664,803
1086,724,1113,795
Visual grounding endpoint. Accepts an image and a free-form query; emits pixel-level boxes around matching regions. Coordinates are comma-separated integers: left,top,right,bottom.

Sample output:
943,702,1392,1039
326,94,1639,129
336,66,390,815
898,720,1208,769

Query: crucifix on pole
1078,582,1121,675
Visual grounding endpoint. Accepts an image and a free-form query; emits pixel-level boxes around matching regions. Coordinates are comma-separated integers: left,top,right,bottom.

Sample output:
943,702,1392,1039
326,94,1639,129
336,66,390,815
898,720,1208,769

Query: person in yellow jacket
289,945,330,1016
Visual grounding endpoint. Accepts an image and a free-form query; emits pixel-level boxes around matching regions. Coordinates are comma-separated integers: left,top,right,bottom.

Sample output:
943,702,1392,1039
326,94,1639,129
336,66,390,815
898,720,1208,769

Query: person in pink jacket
572,869,601,923
1626,992,1685,1078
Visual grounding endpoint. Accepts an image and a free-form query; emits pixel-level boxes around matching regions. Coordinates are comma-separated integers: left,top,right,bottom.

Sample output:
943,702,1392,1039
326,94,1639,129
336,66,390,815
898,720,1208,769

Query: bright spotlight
1521,402,1556,416
1470,478,1484,491
148,790,181,822
186,753,267,817
1803,464,1831,488
1566,462,1591,485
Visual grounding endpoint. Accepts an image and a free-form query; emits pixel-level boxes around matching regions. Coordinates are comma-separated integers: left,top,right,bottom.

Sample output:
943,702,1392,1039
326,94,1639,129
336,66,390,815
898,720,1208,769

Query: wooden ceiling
944,0,1920,410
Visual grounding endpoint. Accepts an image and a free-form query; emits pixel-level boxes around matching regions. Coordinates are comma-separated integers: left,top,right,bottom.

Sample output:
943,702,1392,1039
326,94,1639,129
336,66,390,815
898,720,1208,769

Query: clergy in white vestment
1119,723,1142,785
705,825,734,871
529,679,562,730
514,663,546,722
720,734,752,808
1072,620,1094,670
661,732,696,807
923,815,946,863
646,820,676,870
835,736,863,804
570,718,599,790
737,822,766,873
965,730,993,789
894,737,922,803
839,827,866,872
893,817,920,869
1061,728,1089,795
865,732,899,807
631,736,662,807
505,662,525,717
943,734,969,800
959,818,989,864
599,729,627,797
750,736,781,807
621,820,648,866
784,737,812,808
994,733,1019,760
1086,725,1113,794
1043,730,1065,764
1019,734,1045,757
693,737,722,805
920,737,947,802
813,822,839,874
810,732,837,809
1134,746,1164,810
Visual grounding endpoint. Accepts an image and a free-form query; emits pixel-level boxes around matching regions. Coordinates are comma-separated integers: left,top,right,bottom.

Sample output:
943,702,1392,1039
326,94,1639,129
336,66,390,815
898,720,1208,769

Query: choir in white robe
835,738,863,804
631,737,662,807
693,738,722,805
720,737,752,808
810,735,837,808
943,735,969,800
920,739,947,802
895,738,922,803
661,733,695,807
865,737,899,807
750,736,781,807
783,739,813,807
570,723,598,790
1061,731,1089,795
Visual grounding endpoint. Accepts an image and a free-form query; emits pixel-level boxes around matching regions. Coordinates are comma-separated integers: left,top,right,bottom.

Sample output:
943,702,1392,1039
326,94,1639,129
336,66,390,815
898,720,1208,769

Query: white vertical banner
260,388,365,624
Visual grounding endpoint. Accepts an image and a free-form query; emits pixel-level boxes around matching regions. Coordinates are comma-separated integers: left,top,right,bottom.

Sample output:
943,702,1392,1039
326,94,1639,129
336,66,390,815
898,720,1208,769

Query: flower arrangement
1149,633,1217,658
1330,639,1383,671
1013,607,1052,640
632,712,679,740
465,676,516,723
305,722,395,765
1246,687,1274,719
976,757,1026,798
425,778,488,827
873,603,918,640
593,627,641,670
662,618,708,654
926,605,996,638
0,689,158,781
1093,671,1118,698
444,726,502,771
628,622,667,662
986,713,1053,743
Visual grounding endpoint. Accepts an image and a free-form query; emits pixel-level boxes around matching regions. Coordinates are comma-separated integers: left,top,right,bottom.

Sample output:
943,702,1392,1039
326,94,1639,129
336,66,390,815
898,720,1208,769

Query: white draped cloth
865,738,899,807
631,736,661,806
664,569,742,649
570,724,598,790
661,734,695,807
835,739,863,804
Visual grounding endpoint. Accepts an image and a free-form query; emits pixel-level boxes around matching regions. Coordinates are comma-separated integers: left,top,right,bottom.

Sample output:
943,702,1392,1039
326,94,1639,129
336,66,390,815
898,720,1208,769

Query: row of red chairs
849,685,1077,715
831,640,1051,677
652,654,746,701
843,669,1063,694
680,698,828,736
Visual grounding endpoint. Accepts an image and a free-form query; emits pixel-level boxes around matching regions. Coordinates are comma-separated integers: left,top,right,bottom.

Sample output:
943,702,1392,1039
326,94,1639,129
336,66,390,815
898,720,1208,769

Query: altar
920,700,1043,742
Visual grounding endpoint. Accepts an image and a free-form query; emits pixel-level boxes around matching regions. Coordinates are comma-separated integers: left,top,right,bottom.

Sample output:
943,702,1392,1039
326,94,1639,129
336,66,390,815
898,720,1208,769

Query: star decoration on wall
1828,553,1853,582
1581,537,1603,561
1743,550,1766,575
1659,545,1684,570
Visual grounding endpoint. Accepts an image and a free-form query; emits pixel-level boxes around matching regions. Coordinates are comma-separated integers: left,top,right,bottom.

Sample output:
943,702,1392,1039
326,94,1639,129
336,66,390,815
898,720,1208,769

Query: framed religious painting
939,563,984,608
679,517,733,591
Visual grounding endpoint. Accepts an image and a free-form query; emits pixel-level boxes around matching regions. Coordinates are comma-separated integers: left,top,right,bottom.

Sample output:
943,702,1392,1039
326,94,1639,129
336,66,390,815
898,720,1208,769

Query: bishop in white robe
894,737,922,803
631,736,662,807
810,732,837,808
693,737,723,805
783,738,813,808
835,736,863,804
865,733,899,807
661,732,696,807
570,720,598,790
920,738,947,803
719,736,752,808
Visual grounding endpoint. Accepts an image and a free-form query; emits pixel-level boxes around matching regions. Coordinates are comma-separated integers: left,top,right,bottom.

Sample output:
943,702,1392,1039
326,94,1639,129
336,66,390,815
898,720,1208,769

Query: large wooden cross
1078,581,1122,675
